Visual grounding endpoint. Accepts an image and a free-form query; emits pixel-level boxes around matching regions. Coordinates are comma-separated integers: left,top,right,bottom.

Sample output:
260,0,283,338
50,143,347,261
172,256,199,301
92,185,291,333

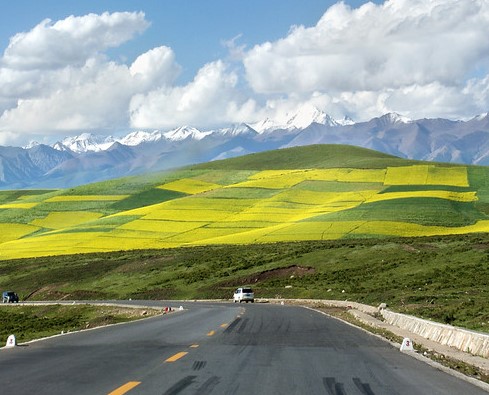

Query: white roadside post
400,337,414,352
5,334,17,348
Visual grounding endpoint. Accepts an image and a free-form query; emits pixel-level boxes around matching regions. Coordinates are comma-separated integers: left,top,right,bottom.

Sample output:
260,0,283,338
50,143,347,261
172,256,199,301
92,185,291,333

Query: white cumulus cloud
243,0,489,120
130,60,256,129
2,11,148,70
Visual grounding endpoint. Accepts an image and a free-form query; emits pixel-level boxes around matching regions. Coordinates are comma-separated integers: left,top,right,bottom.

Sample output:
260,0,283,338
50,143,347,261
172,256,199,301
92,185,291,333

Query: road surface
0,301,487,394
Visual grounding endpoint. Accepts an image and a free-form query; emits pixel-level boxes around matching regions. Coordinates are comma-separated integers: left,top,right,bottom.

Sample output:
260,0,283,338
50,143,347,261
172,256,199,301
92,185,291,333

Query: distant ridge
2,108,489,189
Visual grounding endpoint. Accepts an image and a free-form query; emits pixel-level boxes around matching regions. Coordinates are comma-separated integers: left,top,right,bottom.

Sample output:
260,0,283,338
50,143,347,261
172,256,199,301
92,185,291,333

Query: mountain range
1,105,489,189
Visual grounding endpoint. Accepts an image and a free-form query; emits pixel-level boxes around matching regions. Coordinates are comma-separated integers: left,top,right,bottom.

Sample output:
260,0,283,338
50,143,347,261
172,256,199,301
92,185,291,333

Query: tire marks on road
162,375,197,395
323,377,376,395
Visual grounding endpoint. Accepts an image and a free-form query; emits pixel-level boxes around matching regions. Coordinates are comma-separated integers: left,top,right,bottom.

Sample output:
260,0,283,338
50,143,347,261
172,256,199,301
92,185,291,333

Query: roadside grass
2,234,489,333
0,304,160,345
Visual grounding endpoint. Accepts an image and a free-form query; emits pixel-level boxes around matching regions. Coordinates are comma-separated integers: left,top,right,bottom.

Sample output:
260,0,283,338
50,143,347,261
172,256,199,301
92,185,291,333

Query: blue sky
1,1,378,83
0,0,488,146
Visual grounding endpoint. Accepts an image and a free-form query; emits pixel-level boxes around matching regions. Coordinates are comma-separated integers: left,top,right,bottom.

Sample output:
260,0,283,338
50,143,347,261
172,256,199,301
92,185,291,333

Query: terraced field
1,145,489,260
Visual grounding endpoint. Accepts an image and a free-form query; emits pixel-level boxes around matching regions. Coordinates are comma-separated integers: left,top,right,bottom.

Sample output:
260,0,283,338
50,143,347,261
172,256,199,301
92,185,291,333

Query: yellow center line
107,381,141,395
207,330,216,336
220,323,229,328
190,344,199,348
165,351,188,363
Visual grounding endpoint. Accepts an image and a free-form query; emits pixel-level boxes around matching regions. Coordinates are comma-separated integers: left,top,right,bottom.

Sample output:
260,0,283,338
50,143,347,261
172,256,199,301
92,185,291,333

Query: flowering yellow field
367,190,477,203
0,158,485,260
30,211,104,229
234,168,387,189
384,165,468,186
0,223,40,243
158,178,221,194
0,202,38,209
119,219,205,233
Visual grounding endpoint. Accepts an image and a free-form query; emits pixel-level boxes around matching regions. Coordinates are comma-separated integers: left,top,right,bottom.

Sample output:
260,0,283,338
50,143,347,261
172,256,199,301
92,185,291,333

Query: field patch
31,212,104,229
0,223,40,243
0,202,38,209
385,165,469,187
367,190,477,203
119,219,205,233
159,178,221,194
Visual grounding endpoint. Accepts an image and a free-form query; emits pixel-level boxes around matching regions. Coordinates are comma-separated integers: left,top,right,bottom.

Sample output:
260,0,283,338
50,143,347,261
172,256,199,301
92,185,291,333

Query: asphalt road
0,301,487,395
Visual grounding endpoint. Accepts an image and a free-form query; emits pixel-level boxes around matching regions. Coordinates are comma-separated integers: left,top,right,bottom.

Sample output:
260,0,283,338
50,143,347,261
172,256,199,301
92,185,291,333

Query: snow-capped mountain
163,126,211,141
55,133,116,153
217,123,258,137
285,104,340,129
2,107,489,189
250,105,346,133
118,131,164,146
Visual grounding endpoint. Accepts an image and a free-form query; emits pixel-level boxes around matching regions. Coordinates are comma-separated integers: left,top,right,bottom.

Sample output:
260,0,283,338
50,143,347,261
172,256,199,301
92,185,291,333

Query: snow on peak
56,133,116,153
163,126,210,141
337,115,355,126
119,130,164,146
472,112,489,121
251,106,346,133
285,104,336,129
249,118,284,133
218,123,258,137
23,141,40,149
379,112,412,124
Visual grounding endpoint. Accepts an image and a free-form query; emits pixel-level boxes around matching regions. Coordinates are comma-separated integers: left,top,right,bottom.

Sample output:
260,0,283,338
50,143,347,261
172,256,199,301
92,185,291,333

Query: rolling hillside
1,144,489,260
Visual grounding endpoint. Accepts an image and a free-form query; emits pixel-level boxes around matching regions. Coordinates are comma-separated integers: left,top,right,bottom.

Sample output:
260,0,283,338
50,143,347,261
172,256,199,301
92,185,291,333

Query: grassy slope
1,234,488,332
189,144,403,169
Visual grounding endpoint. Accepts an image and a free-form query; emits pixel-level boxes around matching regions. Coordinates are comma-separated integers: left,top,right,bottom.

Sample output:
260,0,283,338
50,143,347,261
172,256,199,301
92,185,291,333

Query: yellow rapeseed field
158,178,221,194
0,202,38,209
384,165,468,186
0,223,40,243
0,160,484,260
367,190,477,203
30,211,104,229
119,219,205,233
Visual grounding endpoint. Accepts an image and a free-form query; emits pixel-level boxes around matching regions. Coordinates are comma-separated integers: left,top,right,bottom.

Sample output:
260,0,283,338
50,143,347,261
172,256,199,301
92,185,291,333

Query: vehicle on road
2,291,19,303
233,287,254,303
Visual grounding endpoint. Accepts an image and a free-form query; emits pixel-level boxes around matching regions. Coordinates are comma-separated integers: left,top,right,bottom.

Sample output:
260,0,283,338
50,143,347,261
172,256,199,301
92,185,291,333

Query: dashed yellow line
190,344,199,348
165,351,188,363
207,330,216,336
220,323,229,328
107,381,141,395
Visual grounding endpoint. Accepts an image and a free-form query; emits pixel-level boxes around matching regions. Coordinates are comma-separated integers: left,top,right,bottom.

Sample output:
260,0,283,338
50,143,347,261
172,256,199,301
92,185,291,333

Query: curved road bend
0,301,487,395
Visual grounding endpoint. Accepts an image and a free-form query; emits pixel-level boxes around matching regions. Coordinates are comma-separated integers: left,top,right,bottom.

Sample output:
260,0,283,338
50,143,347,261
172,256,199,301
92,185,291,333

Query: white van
233,287,254,303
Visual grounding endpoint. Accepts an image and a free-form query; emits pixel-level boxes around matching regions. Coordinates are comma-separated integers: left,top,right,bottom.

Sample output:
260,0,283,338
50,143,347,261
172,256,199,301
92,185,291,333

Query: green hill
0,144,488,260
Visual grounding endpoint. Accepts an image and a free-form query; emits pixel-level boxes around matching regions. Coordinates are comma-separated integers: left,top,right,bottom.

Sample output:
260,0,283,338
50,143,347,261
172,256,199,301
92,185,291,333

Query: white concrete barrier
381,309,489,358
